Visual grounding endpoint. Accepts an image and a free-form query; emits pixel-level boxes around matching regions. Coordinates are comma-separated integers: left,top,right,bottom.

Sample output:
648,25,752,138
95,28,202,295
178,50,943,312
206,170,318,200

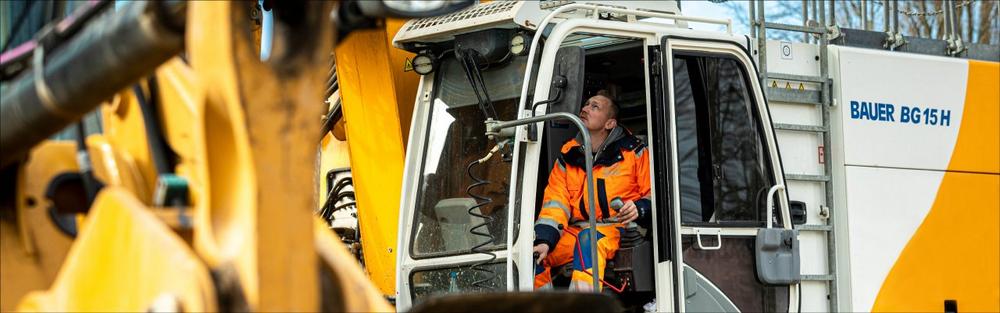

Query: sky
680,1,752,35
676,1,814,42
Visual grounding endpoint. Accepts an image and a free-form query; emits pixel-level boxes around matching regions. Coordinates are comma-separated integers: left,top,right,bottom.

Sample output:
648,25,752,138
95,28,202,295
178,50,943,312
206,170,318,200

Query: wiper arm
457,48,498,120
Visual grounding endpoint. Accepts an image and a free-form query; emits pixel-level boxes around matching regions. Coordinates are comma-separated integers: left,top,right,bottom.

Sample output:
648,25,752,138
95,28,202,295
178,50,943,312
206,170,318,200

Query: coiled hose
466,143,502,289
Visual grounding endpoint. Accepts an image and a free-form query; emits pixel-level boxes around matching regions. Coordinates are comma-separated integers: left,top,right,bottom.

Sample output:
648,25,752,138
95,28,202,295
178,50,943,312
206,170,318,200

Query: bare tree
977,0,997,44
870,0,996,44
721,1,804,41
717,0,998,45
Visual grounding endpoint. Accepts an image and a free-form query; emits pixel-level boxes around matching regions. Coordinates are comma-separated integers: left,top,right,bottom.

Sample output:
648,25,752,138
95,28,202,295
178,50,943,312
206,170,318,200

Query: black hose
73,122,100,205
319,104,341,139
466,160,498,289
320,175,356,224
321,54,340,138
132,76,176,176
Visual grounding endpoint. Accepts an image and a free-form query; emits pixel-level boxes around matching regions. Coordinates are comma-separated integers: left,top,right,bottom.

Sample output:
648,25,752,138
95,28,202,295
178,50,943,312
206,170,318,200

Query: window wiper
456,48,498,121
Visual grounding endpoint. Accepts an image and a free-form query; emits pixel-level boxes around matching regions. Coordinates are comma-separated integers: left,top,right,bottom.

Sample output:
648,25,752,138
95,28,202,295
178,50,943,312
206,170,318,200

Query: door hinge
650,48,661,76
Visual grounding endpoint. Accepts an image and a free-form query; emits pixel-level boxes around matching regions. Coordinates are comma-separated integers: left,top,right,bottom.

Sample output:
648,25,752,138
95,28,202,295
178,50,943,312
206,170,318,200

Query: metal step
773,123,826,132
763,22,827,34
795,224,833,231
766,87,821,105
766,73,828,84
785,174,830,182
801,274,835,281
755,3,838,311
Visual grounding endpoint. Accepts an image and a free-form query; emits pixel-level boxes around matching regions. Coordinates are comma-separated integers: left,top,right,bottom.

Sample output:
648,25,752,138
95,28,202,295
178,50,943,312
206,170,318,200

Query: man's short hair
607,97,619,120
592,93,619,120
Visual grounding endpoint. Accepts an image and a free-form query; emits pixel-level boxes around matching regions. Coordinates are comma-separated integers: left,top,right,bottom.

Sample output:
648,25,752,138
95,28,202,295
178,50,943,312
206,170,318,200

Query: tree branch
978,0,996,44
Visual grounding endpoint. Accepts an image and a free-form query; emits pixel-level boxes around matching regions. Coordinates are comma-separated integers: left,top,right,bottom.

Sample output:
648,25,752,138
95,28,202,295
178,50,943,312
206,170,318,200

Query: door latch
694,227,722,250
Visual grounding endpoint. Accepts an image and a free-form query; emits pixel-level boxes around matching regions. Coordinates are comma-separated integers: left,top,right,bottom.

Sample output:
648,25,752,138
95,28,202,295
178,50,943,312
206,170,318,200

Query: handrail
765,184,785,229
521,3,732,117
542,3,733,34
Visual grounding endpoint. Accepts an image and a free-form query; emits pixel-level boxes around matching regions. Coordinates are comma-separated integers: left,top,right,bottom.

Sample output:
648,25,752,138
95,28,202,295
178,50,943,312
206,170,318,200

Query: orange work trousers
534,224,622,291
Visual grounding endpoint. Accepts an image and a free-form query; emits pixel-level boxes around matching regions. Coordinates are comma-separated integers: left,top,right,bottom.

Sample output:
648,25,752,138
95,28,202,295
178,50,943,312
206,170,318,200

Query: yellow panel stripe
873,60,1000,312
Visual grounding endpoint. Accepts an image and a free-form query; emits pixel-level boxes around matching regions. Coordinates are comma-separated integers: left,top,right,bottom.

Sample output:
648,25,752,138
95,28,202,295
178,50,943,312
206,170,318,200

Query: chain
873,0,971,17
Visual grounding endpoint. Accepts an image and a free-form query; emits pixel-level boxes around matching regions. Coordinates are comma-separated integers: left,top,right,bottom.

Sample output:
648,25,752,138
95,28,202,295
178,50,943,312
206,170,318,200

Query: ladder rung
795,224,833,231
801,274,834,281
773,123,826,132
786,174,830,182
767,73,827,84
766,87,821,105
763,22,827,34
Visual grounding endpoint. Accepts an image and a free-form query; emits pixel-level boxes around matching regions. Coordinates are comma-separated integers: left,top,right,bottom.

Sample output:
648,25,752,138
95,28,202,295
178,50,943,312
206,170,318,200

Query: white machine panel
842,166,943,311
834,47,968,171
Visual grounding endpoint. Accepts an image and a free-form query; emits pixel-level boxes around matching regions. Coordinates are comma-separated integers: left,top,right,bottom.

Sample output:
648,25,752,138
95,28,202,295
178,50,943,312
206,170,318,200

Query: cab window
672,53,773,226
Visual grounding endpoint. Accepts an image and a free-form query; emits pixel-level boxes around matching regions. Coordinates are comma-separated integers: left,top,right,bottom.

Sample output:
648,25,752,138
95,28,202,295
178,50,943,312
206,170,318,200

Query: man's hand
617,200,639,224
533,243,550,264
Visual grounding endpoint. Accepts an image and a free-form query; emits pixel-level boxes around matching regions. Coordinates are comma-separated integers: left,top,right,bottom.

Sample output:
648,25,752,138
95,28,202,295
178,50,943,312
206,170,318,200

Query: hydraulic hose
320,175,356,223
0,1,186,167
466,143,503,289
132,76,176,177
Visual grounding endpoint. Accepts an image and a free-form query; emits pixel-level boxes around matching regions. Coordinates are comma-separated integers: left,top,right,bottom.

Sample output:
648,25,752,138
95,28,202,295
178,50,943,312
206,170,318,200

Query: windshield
410,54,526,259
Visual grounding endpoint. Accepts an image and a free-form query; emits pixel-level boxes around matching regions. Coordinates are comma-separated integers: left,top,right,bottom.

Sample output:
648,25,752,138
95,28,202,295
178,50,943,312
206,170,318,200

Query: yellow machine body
324,18,420,296
2,2,395,311
0,143,77,311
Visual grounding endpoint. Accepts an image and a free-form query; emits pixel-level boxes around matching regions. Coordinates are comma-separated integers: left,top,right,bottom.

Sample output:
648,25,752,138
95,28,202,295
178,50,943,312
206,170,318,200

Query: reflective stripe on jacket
534,127,651,248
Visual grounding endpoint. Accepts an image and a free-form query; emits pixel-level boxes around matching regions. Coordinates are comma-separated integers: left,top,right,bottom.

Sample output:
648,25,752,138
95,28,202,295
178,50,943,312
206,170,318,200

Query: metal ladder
749,1,839,312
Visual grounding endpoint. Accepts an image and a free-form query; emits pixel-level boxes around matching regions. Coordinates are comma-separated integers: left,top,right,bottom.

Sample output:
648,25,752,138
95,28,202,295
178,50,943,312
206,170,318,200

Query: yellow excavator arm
321,18,420,297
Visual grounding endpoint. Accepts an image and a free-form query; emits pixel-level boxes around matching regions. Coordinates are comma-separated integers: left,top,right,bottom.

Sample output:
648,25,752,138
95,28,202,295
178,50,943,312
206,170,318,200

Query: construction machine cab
534,38,655,296
394,2,802,312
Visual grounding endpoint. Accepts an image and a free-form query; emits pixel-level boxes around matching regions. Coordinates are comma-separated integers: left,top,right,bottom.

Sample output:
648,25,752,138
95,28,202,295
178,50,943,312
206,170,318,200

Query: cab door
655,37,800,312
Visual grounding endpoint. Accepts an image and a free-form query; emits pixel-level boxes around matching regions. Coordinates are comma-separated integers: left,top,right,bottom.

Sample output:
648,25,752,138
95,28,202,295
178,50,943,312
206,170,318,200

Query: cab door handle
694,227,722,250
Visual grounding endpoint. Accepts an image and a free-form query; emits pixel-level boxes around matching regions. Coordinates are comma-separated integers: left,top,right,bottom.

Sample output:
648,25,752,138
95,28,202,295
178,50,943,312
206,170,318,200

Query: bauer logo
849,101,952,127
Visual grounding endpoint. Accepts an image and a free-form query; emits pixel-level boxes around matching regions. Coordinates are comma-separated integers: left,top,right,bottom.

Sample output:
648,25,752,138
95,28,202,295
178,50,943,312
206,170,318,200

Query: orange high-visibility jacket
534,127,652,248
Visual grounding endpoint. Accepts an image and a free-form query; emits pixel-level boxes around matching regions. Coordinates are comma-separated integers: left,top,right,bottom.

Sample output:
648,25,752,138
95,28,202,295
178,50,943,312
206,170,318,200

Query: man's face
580,95,616,132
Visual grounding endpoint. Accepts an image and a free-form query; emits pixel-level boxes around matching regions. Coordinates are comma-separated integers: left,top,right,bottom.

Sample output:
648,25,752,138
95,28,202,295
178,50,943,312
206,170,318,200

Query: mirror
789,200,807,225
548,46,586,117
755,228,801,285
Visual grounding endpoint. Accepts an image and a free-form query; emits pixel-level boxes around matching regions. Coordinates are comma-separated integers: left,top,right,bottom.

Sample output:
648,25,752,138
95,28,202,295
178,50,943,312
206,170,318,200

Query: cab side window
673,53,773,226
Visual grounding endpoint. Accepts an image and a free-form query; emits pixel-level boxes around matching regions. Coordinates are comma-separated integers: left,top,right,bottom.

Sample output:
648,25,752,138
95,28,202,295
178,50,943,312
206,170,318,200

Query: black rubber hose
466,160,499,289
73,122,100,205
320,176,355,223
132,76,176,176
